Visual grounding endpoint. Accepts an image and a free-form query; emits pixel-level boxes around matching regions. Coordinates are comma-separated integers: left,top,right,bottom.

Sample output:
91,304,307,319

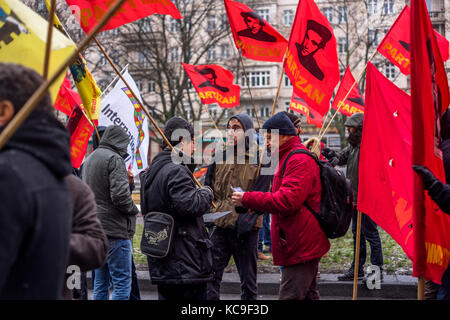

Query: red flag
331,67,364,117
66,106,94,169
411,0,450,285
224,0,288,62
54,74,79,116
182,63,240,109
358,62,414,262
284,0,340,116
377,5,449,76
289,92,323,128
65,0,182,34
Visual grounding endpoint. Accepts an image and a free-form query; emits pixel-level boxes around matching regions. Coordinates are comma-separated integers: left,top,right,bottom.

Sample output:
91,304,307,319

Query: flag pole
352,210,363,300
238,49,261,129
92,38,215,206
318,50,378,141
0,0,128,151
203,104,225,146
418,276,425,300
43,0,56,79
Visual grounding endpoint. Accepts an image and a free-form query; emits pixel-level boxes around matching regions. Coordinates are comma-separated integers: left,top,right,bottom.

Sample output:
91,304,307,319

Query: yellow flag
0,0,76,102
44,0,102,121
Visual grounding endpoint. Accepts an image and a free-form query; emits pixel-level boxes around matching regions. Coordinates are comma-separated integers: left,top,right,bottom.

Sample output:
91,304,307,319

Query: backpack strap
280,148,320,215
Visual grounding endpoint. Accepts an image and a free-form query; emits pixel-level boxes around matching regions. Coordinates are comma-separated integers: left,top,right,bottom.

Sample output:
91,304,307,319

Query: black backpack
281,149,354,239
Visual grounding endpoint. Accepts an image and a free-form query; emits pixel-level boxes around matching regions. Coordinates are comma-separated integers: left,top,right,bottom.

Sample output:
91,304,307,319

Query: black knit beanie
262,112,297,135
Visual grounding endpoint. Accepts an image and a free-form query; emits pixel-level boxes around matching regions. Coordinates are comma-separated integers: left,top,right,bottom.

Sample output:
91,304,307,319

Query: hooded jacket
0,111,73,299
242,136,330,266
205,113,263,229
82,126,139,240
141,149,214,284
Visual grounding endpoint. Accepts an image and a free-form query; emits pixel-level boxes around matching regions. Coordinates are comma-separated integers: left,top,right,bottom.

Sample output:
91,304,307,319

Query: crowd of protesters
0,63,449,301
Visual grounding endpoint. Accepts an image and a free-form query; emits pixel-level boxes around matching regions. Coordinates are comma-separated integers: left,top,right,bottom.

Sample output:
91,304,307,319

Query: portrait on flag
331,66,365,117
99,71,149,176
183,63,240,109
225,0,287,62
284,0,340,116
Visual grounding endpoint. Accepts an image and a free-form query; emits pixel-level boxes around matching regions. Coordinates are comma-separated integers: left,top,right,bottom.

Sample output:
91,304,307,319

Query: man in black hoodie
0,63,73,299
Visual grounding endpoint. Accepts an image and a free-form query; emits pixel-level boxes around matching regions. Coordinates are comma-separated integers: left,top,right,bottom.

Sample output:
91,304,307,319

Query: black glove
413,165,438,190
322,147,337,160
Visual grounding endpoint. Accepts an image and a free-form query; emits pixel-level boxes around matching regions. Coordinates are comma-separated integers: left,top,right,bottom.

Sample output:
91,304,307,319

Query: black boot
338,268,364,281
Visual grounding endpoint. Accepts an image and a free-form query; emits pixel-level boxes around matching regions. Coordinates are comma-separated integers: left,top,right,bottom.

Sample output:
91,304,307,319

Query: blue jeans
94,239,132,300
258,213,271,252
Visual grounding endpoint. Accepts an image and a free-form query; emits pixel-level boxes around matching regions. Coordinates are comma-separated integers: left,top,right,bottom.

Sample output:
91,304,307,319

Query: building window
135,79,143,92
382,0,394,15
209,105,218,118
221,44,230,59
338,6,347,24
368,29,380,47
138,18,152,32
170,18,180,33
260,106,270,118
246,107,256,118
207,46,216,60
111,50,120,65
282,10,294,26
283,74,292,87
368,0,378,16
138,51,150,67
338,37,347,53
242,70,270,88
169,47,179,62
256,8,270,22
322,7,333,23
207,15,216,31
385,62,396,80
148,80,156,93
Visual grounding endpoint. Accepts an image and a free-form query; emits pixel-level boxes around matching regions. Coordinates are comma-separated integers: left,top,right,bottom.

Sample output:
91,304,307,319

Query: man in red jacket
232,112,330,300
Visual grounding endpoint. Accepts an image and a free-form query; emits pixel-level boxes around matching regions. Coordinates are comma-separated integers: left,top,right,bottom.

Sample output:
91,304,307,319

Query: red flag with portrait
289,92,323,128
331,67,364,117
358,62,414,262
224,0,288,62
284,0,340,116
65,0,182,34
182,63,240,109
377,5,449,76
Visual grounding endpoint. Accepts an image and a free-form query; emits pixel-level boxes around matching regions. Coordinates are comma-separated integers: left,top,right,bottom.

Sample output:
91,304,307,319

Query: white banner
99,71,149,176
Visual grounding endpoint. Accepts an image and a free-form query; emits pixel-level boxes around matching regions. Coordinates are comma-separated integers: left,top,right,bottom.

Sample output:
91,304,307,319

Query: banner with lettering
289,92,323,128
331,66,364,117
99,71,149,176
284,0,340,116
182,63,240,108
411,0,450,285
224,0,287,62
377,5,449,76
65,0,182,33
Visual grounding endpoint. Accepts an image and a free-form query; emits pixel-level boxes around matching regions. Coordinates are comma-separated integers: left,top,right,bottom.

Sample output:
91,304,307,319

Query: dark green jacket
82,126,139,239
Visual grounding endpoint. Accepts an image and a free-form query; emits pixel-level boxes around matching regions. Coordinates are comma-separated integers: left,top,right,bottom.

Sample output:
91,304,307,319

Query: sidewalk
86,271,418,299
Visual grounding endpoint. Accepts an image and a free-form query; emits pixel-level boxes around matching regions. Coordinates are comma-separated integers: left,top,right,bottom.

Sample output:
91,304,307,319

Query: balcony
429,11,445,21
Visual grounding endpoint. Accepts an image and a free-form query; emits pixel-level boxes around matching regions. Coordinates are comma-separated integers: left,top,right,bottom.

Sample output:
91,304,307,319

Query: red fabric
289,92,323,128
283,0,340,116
331,66,364,117
54,74,80,116
242,136,330,266
224,0,287,62
411,0,450,284
66,106,94,169
357,62,414,262
65,0,182,33
377,5,449,76
182,63,240,108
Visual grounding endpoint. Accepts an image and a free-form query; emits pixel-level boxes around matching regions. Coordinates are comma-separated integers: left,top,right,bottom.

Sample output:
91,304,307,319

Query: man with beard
322,113,384,282
295,20,332,81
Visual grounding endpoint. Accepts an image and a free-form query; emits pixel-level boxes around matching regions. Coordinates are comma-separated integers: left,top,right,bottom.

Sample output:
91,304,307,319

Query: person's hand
322,147,337,160
413,165,437,189
127,170,134,185
231,192,244,206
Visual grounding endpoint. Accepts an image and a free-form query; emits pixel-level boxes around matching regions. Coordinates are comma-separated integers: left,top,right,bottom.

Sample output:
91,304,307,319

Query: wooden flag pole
418,276,425,300
203,104,225,146
0,0,128,151
93,38,215,206
352,210,363,300
238,50,261,129
43,0,56,79
318,50,378,142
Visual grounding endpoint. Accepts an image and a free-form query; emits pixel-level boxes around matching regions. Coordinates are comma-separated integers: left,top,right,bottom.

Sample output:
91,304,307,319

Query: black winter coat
0,111,73,299
141,150,214,285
